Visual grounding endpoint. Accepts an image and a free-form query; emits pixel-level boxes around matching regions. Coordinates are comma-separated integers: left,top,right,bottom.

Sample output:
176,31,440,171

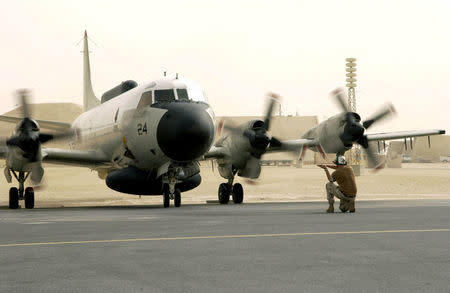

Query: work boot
326,203,334,213
349,198,355,213
339,199,349,213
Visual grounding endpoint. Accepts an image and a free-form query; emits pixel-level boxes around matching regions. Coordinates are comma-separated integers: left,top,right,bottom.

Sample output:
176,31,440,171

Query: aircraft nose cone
157,103,215,162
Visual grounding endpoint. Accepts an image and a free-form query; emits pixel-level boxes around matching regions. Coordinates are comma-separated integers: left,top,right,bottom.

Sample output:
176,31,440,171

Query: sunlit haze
1,0,449,133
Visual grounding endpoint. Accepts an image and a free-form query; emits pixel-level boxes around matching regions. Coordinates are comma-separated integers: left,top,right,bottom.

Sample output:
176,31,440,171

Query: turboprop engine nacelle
221,120,265,159
301,112,361,154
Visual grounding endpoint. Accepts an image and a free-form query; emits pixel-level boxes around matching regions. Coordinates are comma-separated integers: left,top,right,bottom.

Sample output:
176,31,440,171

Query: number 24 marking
137,123,147,135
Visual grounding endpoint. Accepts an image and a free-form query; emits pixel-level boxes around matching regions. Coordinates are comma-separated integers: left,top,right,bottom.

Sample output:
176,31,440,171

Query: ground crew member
317,155,357,213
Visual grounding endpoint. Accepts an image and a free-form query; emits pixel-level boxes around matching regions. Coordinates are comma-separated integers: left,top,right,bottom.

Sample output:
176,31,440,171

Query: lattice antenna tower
345,58,359,165
346,58,357,112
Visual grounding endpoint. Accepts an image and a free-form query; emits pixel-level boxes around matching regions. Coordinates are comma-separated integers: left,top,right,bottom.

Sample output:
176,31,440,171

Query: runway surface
1,200,450,293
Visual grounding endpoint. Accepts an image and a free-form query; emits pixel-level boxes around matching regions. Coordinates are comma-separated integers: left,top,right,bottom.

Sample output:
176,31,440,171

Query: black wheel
218,183,230,204
232,183,244,204
163,184,170,208
9,187,19,209
25,187,34,209
174,189,181,207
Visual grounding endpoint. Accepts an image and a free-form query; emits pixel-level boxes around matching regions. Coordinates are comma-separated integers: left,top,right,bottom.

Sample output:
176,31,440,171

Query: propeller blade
6,136,21,147
244,178,258,185
30,163,44,185
39,130,75,144
330,88,348,112
364,144,384,171
217,119,225,137
298,145,307,161
16,89,31,118
357,137,384,171
362,103,396,129
262,92,280,131
317,144,327,160
268,136,282,148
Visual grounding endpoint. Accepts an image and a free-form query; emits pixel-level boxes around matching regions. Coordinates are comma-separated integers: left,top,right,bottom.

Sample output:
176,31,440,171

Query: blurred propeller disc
329,88,396,170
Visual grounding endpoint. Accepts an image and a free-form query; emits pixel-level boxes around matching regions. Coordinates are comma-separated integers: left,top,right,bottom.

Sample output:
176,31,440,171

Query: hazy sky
1,0,449,133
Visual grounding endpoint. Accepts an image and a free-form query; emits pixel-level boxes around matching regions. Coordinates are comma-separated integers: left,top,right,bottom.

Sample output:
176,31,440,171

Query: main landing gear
218,176,243,205
162,170,182,208
8,171,34,209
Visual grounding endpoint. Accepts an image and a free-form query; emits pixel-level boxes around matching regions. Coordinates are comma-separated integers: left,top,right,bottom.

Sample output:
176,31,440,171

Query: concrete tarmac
1,200,449,293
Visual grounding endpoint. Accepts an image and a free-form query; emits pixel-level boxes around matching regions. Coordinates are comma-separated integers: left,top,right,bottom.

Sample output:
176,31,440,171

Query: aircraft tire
174,189,181,207
25,187,35,209
163,184,170,208
9,187,19,209
218,183,230,204
232,183,244,204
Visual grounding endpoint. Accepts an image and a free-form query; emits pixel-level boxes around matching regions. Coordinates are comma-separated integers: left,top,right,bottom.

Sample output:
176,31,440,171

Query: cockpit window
179,77,208,103
154,89,175,102
176,89,189,101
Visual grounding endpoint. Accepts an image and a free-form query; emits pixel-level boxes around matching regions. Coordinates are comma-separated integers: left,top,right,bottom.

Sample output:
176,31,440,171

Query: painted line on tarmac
1,228,449,248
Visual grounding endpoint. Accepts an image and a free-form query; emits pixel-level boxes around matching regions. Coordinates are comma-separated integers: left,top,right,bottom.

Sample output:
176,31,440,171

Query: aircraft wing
366,129,445,141
0,115,72,132
203,146,231,159
266,138,320,153
41,148,111,167
203,139,320,159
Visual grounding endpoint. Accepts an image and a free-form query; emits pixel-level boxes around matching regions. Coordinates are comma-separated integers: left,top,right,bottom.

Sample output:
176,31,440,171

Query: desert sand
1,163,449,208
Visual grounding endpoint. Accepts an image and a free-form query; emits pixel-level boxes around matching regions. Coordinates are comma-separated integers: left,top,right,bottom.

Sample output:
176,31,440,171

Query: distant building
411,135,450,162
383,136,450,164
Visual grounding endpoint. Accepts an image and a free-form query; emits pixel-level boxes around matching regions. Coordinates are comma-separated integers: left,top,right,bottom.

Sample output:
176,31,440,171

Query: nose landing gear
7,170,35,209
162,169,182,208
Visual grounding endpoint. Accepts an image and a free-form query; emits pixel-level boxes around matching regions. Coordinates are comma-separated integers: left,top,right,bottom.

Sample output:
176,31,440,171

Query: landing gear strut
162,169,182,208
218,175,244,204
8,170,34,209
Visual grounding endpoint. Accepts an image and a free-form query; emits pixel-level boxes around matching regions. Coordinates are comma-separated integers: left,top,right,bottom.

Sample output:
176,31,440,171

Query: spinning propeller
2,90,74,184
221,93,285,179
331,88,396,170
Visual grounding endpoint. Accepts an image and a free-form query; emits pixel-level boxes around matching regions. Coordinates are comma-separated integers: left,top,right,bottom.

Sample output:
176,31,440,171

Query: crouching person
318,155,357,213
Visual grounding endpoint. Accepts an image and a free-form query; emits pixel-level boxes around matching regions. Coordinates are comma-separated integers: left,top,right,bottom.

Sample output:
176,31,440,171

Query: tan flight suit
326,166,357,212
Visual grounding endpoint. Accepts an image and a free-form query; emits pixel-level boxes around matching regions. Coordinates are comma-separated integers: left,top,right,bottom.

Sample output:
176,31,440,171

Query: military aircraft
204,94,321,204
0,31,216,209
300,88,445,167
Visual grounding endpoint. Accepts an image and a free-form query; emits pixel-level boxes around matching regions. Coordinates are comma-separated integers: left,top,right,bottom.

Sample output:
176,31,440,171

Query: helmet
334,155,347,165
